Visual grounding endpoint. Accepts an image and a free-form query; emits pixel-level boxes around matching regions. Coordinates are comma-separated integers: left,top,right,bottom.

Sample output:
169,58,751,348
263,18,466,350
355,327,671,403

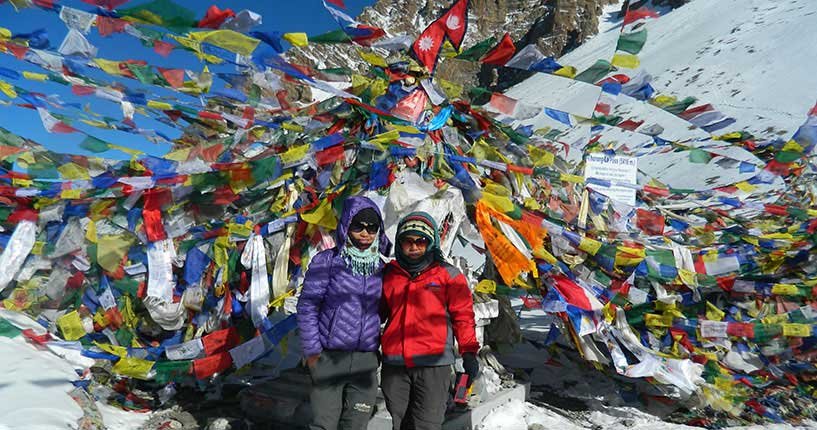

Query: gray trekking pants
308,350,379,430
380,364,452,430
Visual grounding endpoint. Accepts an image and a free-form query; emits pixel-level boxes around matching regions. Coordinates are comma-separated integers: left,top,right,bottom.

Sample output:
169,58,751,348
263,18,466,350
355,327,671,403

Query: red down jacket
381,260,479,367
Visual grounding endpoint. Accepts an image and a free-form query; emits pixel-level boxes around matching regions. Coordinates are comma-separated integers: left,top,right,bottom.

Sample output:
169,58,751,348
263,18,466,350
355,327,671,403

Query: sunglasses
349,222,379,234
400,236,430,247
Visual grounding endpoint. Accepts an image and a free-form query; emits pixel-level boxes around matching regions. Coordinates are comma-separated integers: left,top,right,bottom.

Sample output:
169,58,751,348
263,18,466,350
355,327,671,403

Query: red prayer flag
158,68,184,88
193,351,233,379
636,209,665,236
315,145,346,166
153,40,174,57
489,93,517,116
326,0,346,8
481,33,515,66
412,21,446,73
198,5,235,29
202,327,240,356
96,16,129,37
623,6,659,26
391,89,429,122
439,0,469,49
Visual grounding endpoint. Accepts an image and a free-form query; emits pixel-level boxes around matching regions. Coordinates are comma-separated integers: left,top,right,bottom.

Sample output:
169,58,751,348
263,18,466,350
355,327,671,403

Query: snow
0,311,151,430
559,0,817,137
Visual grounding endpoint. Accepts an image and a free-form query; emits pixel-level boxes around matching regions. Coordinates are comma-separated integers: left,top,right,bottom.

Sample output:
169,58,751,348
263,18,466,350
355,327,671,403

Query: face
399,234,430,260
348,222,378,250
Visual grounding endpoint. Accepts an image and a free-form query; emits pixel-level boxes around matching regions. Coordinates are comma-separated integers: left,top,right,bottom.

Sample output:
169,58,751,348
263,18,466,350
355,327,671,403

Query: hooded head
395,211,442,275
336,196,391,257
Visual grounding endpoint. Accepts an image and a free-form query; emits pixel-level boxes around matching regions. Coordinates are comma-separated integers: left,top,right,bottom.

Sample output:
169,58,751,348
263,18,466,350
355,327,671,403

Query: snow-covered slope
558,0,817,137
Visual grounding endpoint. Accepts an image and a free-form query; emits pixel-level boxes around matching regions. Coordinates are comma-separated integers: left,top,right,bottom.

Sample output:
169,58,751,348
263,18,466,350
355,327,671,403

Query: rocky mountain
289,0,620,96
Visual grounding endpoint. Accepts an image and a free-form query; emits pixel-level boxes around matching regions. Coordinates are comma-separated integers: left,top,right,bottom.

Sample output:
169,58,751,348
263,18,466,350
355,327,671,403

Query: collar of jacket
387,259,439,280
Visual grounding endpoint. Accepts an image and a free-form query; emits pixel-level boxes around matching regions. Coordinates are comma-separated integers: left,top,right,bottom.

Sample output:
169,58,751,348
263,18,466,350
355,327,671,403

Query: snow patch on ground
0,313,151,430
558,0,817,137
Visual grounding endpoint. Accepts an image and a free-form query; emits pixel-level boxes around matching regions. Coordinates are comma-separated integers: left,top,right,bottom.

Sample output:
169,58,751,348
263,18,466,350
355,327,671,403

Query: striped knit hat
397,212,436,243
396,211,443,267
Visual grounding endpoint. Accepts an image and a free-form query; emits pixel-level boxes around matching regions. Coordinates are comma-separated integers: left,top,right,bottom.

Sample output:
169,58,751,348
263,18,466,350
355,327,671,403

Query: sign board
584,154,638,205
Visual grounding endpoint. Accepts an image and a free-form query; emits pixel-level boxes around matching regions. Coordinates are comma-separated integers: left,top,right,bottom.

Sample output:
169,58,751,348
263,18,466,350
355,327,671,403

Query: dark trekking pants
308,350,379,430
380,364,452,430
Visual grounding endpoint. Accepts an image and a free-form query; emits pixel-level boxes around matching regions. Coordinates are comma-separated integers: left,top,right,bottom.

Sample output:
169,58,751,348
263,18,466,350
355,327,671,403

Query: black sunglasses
400,236,430,247
350,222,379,234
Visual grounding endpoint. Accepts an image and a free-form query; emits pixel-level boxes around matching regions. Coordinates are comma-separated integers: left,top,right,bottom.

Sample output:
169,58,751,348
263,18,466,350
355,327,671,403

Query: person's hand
462,352,480,387
306,354,320,368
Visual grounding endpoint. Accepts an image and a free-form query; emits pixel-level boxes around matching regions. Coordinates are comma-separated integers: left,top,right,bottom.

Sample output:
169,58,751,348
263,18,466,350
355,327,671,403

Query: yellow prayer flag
300,199,338,230
188,30,261,56
578,237,602,255
60,189,83,199
560,174,584,184
0,27,10,39
108,143,144,156
615,246,645,266
734,181,756,193
783,323,812,337
475,279,497,294
163,147,191,162
147,100,174,110
761,313,788,325
95,341,128,357
527,145,555,167
0,80,16,98
279,144,309,165
782,139,804,153
678,269,698,287
113,357,154,380
706,301,725,321
21,71,47,81
771,283,799,295
645,313,673,328
31,241,44,255
283,32,309,47
437,78,463,99
358,50,388,67
97,234,132,273
553,66,577,78
57,162,90,180
93,58,123,75
85,220,97,243
214,236,230,267
611,52,640,69
281,122,304,132
57,311,87,341
369,129,401,145
652,94,677,106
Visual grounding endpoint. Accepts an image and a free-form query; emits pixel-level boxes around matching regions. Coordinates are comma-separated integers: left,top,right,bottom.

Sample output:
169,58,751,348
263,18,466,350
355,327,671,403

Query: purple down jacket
296,196,392,357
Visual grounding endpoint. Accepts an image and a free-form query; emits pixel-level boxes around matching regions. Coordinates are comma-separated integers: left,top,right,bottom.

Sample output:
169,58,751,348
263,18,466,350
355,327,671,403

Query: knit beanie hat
350,207,380,228
396,212,436,243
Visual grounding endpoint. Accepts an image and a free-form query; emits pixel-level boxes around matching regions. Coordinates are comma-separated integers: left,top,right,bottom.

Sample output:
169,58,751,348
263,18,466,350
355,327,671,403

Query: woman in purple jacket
296,196,391,430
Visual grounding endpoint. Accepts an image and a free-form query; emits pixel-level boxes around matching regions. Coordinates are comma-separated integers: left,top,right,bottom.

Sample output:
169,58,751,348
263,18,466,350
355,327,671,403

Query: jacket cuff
458,343,480,355
302,344,323,357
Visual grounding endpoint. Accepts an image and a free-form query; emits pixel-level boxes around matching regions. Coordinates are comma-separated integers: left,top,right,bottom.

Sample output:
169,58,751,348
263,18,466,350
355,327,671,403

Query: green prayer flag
574,60,615,83
154,360,192,384
0,318,21,338
688,148,711,164
80,136,110,153
616,29,647,54
119,0,197,32
457,37,496,61
309,29,352,44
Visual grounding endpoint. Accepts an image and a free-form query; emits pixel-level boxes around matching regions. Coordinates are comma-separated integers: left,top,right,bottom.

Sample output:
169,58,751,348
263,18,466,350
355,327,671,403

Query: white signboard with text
584,154,638,205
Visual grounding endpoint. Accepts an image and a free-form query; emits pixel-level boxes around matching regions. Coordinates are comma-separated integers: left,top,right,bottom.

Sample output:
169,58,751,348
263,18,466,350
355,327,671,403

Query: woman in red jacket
380,211,480,430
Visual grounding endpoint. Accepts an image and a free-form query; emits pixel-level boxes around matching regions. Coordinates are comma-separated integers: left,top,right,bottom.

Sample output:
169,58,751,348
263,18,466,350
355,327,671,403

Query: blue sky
0,0,375,159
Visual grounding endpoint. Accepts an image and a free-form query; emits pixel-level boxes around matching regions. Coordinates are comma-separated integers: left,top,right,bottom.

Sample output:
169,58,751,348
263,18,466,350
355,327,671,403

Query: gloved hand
462,352,480,387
